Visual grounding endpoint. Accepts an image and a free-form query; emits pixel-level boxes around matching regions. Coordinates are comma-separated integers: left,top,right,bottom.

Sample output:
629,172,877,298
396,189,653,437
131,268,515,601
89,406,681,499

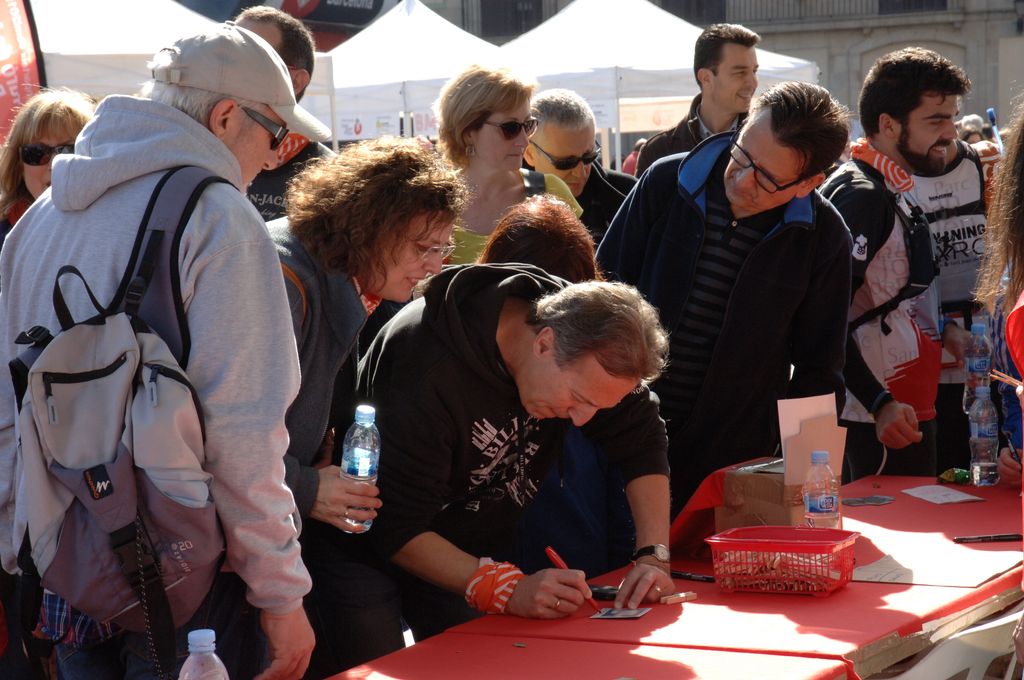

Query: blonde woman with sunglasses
0,89,94,246
436,64,581,264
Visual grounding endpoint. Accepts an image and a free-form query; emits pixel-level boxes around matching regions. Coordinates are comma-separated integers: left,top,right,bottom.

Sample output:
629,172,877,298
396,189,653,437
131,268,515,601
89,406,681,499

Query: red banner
276,0,394,26
0,0,41,141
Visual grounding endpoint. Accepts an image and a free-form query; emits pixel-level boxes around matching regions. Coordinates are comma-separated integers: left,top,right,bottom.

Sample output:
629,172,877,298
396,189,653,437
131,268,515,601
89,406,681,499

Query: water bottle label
804,493,838,513
970,422,999,438
966,356,990,373
344,447,377,478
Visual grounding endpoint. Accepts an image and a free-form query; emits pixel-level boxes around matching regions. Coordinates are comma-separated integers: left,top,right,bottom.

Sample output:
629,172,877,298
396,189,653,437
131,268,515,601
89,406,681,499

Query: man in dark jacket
599,82,852,515
237,6,334,221
524,88,635,243
635,23,759,177
357,265,673,643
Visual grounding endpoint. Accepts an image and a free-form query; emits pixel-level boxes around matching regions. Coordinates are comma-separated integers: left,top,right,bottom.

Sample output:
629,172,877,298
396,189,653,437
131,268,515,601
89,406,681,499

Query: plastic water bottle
340,404,381,533
962,322,992,413
178,629,228,680
802,450,842,529
968,385,1000,486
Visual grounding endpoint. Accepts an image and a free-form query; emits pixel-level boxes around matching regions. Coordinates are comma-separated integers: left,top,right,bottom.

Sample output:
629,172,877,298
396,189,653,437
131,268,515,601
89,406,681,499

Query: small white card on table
901,485,984,504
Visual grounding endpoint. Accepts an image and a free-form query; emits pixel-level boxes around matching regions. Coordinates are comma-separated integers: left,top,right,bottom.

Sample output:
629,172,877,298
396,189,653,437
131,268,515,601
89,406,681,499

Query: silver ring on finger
553,598,561,610
343,507,350,519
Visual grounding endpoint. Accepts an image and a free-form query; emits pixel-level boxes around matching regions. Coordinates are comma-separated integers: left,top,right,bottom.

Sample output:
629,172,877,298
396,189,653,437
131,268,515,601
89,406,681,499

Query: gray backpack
9,167,229,676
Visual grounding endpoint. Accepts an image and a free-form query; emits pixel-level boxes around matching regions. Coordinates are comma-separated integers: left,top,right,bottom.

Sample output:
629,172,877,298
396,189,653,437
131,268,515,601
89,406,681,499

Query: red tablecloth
335,632,850,680
450,475,1023,679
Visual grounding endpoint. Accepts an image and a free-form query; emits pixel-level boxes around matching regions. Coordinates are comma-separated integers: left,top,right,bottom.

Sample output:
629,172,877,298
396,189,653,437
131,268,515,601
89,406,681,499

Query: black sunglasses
530,140,601,171
20,143,74,166
242,106,289,151
482,118,538,140
729,141,805,194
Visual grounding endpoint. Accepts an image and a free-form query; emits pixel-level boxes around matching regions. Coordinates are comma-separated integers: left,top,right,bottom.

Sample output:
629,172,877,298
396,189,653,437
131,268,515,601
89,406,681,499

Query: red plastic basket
705,526,859,596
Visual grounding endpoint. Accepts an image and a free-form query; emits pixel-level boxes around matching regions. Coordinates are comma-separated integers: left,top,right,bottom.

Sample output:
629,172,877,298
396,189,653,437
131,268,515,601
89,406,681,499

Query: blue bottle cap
971,322,987,335
811,450,829,464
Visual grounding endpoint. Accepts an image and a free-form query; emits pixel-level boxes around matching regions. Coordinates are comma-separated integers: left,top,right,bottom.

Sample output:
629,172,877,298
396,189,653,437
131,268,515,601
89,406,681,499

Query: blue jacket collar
677,132,816,231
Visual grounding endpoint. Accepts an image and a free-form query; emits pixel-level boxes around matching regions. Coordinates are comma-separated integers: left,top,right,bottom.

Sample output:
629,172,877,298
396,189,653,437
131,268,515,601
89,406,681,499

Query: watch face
634,544,670,562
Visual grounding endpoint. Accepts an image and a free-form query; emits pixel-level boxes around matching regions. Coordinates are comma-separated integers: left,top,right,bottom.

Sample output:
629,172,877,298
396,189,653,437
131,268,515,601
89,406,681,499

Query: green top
449,171,582,265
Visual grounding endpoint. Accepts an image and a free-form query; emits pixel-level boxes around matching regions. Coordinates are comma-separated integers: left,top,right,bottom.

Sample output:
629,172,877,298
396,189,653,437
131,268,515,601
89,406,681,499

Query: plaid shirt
41,591,117,648
991,285,1023,449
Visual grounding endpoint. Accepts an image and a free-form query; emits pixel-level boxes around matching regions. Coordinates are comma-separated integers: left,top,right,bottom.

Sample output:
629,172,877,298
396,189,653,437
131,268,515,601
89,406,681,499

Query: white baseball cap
151,21,330,142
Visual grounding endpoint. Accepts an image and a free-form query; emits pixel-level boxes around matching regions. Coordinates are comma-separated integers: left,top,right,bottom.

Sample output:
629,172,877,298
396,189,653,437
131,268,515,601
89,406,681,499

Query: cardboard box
715,459,804,531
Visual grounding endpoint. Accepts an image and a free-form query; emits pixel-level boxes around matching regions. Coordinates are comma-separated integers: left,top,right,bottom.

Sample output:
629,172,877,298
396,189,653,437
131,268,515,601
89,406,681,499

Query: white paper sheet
901,485,984,504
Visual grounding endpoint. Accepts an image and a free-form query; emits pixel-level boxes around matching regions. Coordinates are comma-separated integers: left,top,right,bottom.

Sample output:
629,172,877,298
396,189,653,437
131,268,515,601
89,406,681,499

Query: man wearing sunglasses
237,6,335,222
635,23,760,177
524,89,636,243
0,22,330,680
598,82,852,516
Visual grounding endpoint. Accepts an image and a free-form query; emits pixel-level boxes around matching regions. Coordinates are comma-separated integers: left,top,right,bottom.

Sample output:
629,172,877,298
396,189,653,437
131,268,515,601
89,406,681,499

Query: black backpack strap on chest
848,199,937,335
111,166,231,368
117,167,228,678
522,169,547,197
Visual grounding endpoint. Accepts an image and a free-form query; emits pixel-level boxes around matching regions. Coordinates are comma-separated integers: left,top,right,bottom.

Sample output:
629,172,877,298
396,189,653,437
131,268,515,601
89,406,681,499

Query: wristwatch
631,544,670,563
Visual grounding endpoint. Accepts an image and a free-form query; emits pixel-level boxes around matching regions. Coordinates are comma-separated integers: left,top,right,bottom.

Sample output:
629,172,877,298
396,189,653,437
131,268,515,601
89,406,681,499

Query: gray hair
531,88,596,131
527,281,668,383
142,50,258,126
959,113,984,133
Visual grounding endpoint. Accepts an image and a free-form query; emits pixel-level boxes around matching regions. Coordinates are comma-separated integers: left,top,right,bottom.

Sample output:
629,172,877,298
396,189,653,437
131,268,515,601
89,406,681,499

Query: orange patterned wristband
464,560,524,614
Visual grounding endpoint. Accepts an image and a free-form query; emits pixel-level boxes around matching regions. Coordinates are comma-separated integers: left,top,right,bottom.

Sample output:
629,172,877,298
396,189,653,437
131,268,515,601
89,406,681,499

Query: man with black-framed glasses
524,89,636,242
599,82,852,516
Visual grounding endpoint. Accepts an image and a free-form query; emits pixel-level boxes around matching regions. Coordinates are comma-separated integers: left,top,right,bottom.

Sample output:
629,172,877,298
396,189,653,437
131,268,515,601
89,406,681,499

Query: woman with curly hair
0,88,94,245
269,136,466,677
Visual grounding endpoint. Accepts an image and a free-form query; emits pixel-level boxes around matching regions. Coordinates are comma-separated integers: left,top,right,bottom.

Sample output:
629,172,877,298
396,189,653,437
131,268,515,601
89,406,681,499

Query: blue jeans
56,571,266,680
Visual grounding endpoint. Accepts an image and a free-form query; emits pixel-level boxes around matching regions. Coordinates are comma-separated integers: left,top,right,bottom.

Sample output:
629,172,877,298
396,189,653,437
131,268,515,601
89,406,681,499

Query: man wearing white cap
0,22,329,680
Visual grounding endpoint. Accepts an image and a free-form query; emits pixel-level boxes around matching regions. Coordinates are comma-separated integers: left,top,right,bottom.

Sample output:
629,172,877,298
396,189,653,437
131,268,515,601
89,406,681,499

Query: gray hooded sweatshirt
0,95,310,615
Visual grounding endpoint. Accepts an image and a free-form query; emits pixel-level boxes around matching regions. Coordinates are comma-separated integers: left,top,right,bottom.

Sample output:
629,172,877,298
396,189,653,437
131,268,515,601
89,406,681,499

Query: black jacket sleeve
822,171,897,413
580,385,669,481
786,198,852,413
357,342,459,560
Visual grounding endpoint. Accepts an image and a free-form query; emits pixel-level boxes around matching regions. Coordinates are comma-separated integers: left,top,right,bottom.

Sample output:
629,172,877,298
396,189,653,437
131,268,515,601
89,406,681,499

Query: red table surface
452,475,1023,679
335,632,849,680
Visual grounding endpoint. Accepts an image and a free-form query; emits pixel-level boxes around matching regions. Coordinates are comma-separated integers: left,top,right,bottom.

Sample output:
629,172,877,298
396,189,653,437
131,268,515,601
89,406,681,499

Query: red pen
545,545,601,613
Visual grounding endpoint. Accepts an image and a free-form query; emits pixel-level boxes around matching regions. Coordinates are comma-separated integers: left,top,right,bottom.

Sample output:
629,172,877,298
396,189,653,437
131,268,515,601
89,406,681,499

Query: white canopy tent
31,0,343,141
31,0,218,98
324,0,501,139
502,0,817,116
500,0,818,164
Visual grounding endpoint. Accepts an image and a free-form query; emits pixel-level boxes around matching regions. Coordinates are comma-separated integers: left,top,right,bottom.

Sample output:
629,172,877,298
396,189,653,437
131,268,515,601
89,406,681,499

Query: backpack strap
112,515,177,679
112,166,231,369
280,263,308,326
107,167,227,677
521,169,547,197
847,200,934,334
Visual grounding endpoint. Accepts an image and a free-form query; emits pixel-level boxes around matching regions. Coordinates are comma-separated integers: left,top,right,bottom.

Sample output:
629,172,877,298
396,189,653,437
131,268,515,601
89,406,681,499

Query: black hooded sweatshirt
357,263,668,560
